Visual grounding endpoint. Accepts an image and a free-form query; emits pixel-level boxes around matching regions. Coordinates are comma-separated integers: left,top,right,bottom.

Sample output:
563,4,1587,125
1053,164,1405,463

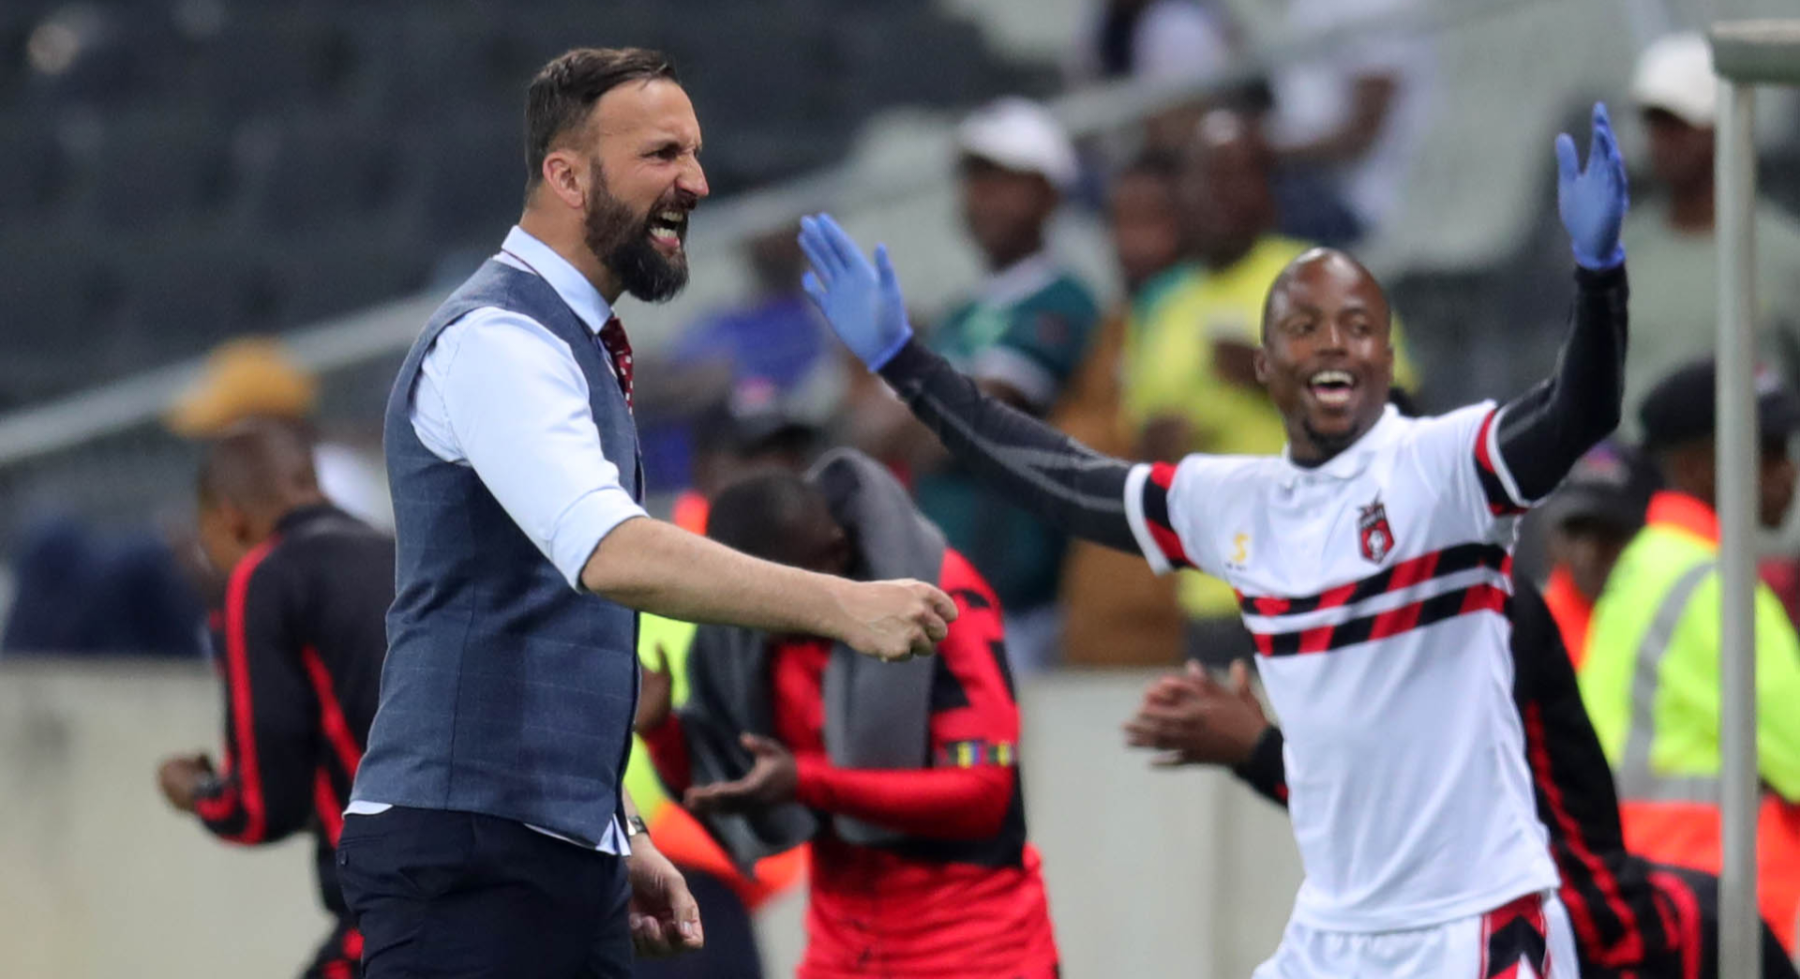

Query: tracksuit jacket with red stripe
1233,579,1799,979
195,504,391,926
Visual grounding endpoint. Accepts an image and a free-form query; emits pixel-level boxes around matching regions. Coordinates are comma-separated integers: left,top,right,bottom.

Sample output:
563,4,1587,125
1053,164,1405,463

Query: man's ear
539,148,588,211
1253,345,1271,385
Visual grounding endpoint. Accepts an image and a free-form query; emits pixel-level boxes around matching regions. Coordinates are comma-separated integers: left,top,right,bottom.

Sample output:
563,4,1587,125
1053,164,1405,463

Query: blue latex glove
1555,102,1630,270
797,213,913,370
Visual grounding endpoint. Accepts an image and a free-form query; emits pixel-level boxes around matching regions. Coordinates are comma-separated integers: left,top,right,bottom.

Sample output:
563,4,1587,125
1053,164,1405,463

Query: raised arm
1493,103,1631,502
797,214,1139,554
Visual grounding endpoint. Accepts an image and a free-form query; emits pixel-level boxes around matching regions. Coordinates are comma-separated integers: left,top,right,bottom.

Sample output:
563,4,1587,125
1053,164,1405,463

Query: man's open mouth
647,209,688,248
1308,369,1357,408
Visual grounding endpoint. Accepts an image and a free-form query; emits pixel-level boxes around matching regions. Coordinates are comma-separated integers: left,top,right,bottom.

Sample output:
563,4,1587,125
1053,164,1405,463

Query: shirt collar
978,251,1059,307
498,226,615,336
1646,490,1721,546
1275,404,1404,489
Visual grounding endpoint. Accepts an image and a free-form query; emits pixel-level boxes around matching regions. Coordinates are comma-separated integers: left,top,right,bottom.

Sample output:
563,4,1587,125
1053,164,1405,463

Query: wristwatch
626,815,649,840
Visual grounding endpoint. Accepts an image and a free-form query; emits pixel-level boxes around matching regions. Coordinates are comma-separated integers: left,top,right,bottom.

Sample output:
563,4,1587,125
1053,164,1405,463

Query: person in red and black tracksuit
1126,576,1799,979
636,451,1060,979
157,420,392,979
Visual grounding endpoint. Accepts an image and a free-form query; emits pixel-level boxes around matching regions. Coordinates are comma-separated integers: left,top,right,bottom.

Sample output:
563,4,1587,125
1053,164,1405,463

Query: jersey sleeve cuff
553,488,649,590
1124,463,1175,576
1476,405,1537,513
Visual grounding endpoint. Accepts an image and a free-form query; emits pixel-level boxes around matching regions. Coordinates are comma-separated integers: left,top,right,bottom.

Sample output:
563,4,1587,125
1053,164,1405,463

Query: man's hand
1556,101,1629,270
798,213,913,371
1124,660,1270,767
831,577,957,662
682,734,800,815
634,643,675,734
626,838,705,957
156,753,215,813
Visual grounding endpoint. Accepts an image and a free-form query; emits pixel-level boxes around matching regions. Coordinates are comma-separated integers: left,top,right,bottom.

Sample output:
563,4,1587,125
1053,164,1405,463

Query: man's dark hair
705,470,830,568
524,47,677,192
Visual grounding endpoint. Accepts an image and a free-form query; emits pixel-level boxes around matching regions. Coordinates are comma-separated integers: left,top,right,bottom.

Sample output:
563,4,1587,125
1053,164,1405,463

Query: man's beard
584,162,691,303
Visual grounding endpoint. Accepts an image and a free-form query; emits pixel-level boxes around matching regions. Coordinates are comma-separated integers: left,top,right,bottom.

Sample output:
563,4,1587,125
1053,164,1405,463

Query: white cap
1631,32,1717,128
955,97,1078,191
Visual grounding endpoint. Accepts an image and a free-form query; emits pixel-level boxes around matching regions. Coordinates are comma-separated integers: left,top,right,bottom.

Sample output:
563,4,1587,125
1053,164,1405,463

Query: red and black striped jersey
1235,580,1714,977
195,504,392,916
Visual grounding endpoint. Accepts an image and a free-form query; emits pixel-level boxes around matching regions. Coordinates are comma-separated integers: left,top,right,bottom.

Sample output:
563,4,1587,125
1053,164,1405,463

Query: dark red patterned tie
596,316,634,409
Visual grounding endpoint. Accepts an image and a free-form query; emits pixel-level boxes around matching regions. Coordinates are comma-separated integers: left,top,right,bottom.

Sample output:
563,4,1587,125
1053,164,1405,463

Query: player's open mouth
1308,369,1357,408
647,209,687,252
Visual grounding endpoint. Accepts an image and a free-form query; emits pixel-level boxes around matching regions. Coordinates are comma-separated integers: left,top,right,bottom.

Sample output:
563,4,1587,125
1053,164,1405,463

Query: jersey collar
1276,404,1403,488
1645,490,1720,547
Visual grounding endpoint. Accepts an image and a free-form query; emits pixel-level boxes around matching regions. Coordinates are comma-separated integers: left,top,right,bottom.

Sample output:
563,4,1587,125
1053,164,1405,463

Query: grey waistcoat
351,258,641,847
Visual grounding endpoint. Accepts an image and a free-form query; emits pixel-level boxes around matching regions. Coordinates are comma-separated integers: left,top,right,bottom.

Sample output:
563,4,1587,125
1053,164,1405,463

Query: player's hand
1556,101,1629,270
1124,660,1269,767
156,752,214,813
683,734,800,815
798,213,913,370
634,642,675,735
831,577,957,661
625,838,705,957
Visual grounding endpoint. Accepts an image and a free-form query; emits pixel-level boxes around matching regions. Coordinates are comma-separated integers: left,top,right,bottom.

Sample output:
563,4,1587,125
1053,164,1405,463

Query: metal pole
1715,74,1762,979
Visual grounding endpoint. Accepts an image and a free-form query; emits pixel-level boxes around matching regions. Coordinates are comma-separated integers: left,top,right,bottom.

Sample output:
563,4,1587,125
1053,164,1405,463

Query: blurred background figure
1620,32,1800,430
1066,0,1237,88
1055,151,1186,666
1582,360,1800,954
1538,440,1656,668
167,337,392,532
638,224,845,494
861,96,1100,674
156,419,392,979
1264,0,1436,241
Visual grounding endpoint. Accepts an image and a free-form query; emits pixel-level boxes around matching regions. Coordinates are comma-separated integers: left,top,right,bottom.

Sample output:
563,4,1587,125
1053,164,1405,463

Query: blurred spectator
669,377,826,536
1053,153,1186,667
1539,440,1655,669
1582,359,1800,952
1265,0,1436,239
1618,32,1800,433
1121,110,1416,663
167,337,393,531
640,224,845,493
1,514,205,658
1067,0,1237,87
867,97,1101,673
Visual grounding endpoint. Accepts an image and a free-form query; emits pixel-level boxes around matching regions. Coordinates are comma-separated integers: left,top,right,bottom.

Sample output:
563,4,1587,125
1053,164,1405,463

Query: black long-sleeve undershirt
876,265,1629,549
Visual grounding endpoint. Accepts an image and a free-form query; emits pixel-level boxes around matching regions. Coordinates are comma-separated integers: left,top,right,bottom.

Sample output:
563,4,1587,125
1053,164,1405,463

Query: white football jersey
1124,403,1559,932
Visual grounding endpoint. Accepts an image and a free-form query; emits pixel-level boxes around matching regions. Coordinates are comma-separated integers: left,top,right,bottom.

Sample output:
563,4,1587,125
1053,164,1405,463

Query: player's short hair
197,417,319,511
705,470,832,569
524,47,678,192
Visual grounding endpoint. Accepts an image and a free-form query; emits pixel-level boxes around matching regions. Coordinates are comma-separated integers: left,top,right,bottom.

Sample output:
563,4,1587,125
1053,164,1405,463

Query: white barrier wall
0,660,1301,978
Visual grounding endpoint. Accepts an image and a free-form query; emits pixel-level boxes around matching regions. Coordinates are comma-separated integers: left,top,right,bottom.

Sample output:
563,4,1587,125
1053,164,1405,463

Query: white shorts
1253,891,1580,979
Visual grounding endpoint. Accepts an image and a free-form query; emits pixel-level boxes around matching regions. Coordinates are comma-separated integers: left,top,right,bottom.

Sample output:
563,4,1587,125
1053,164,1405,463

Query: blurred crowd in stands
8,0,1800,679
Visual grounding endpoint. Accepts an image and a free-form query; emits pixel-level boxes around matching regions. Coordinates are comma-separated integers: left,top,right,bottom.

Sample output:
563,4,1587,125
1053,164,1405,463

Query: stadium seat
0,111,72,222
62,109,235,232
271,229,431,327
230,114,403,235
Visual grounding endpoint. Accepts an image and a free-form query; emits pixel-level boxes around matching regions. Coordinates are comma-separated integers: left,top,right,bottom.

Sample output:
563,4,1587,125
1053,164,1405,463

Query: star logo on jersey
1357,497,1395,564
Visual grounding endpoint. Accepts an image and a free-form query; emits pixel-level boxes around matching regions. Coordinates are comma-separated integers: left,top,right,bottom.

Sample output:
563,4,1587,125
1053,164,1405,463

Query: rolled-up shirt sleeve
413,307,646,589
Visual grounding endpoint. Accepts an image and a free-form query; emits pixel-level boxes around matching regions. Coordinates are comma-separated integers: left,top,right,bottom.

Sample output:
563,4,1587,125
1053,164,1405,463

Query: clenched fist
832,578,958,661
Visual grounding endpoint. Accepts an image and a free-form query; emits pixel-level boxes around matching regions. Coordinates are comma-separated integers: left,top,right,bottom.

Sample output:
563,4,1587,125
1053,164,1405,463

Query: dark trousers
336,807,632,979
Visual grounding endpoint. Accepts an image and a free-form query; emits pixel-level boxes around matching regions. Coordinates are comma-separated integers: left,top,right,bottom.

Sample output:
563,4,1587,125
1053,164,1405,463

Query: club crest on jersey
1357,497,1395,564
